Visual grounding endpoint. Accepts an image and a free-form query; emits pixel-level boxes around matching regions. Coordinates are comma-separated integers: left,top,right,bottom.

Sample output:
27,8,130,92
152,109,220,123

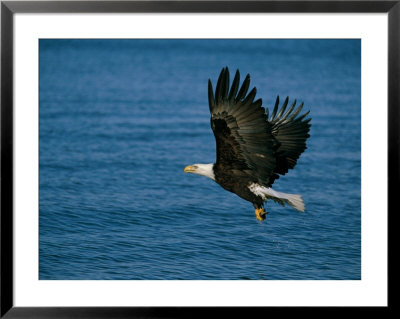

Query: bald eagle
184,67,311,221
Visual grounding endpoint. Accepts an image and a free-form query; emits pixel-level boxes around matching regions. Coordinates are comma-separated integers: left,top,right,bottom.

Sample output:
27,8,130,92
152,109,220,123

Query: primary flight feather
184,67,311,221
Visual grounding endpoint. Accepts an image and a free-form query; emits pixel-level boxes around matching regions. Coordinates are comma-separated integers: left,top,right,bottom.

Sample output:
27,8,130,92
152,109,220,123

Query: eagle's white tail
248,183,305,212
279,192,305,212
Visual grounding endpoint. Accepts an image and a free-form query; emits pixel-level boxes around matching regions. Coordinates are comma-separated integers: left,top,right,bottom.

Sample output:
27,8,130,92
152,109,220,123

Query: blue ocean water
39,39,361,280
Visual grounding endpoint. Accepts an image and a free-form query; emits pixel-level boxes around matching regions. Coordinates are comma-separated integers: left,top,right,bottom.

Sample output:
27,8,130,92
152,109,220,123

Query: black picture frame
1,1,395,317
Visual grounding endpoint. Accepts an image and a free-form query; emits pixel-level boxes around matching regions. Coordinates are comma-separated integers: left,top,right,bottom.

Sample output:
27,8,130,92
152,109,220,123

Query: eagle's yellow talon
255,208,266,221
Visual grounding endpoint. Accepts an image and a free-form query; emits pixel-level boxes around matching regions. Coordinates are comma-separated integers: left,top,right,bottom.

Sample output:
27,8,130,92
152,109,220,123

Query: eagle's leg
254,205,269,221
253,201,268,221
255,208,266,221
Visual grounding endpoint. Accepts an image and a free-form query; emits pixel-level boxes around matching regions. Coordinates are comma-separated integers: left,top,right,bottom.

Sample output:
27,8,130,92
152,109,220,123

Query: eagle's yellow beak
184,165,196,173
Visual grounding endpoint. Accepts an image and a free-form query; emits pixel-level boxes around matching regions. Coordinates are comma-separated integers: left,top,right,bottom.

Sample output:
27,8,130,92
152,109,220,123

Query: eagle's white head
184,163,215,181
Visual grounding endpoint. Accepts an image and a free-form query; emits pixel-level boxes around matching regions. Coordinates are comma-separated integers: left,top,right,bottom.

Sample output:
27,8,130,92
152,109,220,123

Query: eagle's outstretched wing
208,67,277,186
266,96,311,185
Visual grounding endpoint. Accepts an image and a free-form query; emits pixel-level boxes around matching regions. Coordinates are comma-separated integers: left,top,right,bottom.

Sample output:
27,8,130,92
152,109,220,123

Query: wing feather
209,67,276,186
208,68,311,188
267,96,311,184
235,74,250,102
